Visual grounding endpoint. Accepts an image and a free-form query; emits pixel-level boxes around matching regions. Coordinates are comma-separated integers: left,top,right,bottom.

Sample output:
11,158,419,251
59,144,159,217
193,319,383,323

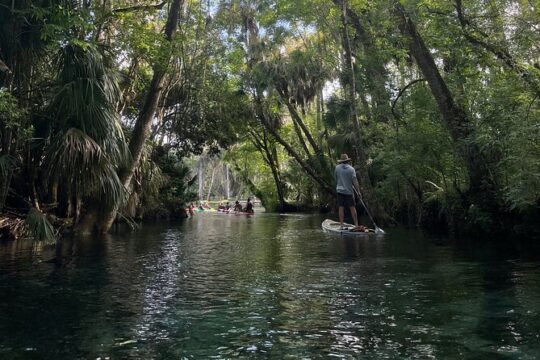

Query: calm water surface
0,213,539,359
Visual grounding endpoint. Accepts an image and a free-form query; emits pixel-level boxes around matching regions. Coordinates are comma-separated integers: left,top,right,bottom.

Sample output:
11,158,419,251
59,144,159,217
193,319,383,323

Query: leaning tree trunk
253,98,336,197
276,86,323,157
77,0,185,234
393,2,495,199
249,126,288,211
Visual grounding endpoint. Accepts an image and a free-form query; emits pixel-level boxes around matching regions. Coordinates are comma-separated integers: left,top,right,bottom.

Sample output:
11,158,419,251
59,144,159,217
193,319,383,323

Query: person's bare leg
350,206,359,227
339,206,345,225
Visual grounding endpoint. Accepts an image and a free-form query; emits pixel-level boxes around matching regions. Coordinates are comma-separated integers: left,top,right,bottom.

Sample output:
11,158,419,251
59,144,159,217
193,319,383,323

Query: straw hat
337,154,352,163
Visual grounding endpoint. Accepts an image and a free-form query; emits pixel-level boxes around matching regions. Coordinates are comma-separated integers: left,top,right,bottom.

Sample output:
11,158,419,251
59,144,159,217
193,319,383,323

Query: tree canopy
0,0,539,240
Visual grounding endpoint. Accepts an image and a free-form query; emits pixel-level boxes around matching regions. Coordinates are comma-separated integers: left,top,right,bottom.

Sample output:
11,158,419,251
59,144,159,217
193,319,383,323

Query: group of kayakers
218,198,254,214
186,198,255,217
185,202,211,216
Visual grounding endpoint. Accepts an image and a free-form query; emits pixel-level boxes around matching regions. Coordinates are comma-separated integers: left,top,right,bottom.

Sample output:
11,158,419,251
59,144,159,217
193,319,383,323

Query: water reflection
0,214,539,358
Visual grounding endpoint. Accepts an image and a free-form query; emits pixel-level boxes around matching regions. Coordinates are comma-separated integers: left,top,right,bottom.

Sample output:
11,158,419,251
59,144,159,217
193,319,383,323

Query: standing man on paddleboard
335,154,361,229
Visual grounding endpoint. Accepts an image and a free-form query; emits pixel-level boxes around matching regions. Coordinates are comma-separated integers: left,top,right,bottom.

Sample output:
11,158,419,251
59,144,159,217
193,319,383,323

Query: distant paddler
217,202,230,213
233,201,243,212
187,203,195,217
244,197,254,214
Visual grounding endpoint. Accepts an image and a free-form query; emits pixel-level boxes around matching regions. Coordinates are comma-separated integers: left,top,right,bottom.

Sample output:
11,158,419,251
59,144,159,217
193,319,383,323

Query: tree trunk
80,0,185,234
333,0,392,123
225,164,230,200
75,205,99,235
249,127,287,210
339,0,389,222
198,158,204,200
206,166,216,202
49,177,58,208
340,0,363,152
276,86,323,156
316,90,322,146
394,2,494,197
269,162,286,210
254,98,335,197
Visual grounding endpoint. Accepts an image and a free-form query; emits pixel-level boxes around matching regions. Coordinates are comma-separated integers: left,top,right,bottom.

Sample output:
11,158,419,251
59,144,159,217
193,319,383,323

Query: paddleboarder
335,154,361,229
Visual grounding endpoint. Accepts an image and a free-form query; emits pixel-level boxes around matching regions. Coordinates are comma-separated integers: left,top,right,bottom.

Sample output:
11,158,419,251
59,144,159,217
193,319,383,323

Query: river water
0,213,539,359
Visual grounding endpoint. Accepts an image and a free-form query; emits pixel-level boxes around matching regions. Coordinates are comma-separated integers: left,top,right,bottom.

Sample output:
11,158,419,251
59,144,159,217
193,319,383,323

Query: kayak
217,209,254,215
235,211,254,216
321,219,381,236
196,208,216,212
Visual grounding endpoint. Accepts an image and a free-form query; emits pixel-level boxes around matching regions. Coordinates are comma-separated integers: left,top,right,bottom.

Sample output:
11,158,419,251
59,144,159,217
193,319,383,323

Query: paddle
354,189,385,234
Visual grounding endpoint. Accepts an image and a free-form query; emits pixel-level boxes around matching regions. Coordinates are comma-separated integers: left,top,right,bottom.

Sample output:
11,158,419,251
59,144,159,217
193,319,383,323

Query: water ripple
0,215,539,358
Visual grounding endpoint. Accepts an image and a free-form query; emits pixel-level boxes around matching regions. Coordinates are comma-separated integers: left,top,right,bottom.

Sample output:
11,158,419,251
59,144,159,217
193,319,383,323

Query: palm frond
24,207,56,244
44,42,129,211
46,128,105,177
50,43,123,143
45,128,127,207
88,165,126,208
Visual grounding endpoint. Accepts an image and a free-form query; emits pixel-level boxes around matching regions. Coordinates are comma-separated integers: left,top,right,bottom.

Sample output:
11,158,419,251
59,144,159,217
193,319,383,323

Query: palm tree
45,43,128,227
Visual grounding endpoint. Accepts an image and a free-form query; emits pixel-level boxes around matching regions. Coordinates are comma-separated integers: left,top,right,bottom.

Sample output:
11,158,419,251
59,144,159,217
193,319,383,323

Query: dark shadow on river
0,213,539,359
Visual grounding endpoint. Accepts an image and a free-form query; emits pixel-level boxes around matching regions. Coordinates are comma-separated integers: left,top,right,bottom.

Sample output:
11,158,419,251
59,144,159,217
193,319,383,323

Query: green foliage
225,141,279,209
0,90,25,128
1,0,539,238
219,0,540,232
24,207,55,244
45,43,128,208
139,146,197,219
0,155,14,180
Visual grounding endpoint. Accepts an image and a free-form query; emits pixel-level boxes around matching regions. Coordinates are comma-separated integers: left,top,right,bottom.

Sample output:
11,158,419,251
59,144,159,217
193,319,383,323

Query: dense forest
0,0,539,242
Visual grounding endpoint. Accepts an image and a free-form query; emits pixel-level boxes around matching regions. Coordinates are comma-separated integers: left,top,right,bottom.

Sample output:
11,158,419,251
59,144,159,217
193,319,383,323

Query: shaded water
0,213,539,359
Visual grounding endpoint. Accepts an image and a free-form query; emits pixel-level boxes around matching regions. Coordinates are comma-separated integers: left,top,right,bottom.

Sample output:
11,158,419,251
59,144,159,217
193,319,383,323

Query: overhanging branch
112,2,166,14
391,78,426,119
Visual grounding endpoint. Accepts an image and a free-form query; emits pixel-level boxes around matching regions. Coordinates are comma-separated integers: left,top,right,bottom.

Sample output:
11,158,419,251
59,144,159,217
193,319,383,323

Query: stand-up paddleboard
322,219,382,237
